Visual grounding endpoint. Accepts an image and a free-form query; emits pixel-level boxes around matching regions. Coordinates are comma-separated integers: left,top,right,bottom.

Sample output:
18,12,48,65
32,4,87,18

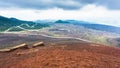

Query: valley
0,16,120,47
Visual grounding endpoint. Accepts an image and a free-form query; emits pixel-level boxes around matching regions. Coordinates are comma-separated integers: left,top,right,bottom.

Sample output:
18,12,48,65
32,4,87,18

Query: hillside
0,16,49,32
57,20,120,34
55,20,70,24
0,35,120,68
1,17,120,46
32,22,120,47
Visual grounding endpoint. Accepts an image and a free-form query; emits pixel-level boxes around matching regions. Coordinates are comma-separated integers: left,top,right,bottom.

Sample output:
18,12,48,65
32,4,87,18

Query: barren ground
0,33,120,68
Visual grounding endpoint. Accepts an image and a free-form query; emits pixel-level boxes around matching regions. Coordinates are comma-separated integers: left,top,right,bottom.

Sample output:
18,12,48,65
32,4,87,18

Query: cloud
0,0,120,10
0,4,120,26
76,0,120,9
0,0,81,10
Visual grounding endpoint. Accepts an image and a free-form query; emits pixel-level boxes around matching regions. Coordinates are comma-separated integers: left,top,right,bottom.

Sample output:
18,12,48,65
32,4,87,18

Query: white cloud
0,4,120,26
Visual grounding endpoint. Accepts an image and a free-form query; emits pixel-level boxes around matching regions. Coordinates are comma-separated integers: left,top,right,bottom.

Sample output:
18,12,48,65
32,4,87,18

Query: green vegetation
55,20,70,24
0,16,49,32
89,36,108,45
8,27,24,32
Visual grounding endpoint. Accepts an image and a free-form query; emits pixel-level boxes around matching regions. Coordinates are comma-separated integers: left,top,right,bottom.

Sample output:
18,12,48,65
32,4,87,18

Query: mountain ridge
54,20,120,34
0,16,49,32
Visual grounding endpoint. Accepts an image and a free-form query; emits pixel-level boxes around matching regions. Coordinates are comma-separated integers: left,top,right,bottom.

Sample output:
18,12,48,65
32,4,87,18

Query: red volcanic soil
0,42,120,68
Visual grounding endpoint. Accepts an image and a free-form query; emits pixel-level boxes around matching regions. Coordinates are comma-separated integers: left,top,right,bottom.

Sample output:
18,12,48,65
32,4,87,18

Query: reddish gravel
0,42,120,68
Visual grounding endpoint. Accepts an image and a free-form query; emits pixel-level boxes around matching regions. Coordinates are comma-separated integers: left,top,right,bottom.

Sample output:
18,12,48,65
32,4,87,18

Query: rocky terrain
0,34,120,68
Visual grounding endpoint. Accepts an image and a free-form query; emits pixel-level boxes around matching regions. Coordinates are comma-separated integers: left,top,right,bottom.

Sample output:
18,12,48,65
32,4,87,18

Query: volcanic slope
0,36,120,68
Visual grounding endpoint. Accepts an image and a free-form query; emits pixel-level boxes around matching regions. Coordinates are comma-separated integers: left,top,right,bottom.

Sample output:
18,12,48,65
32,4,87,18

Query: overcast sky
0,0,120,26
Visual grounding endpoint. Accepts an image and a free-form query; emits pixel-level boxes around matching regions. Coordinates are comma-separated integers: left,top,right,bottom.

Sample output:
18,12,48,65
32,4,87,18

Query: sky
0,0,120,26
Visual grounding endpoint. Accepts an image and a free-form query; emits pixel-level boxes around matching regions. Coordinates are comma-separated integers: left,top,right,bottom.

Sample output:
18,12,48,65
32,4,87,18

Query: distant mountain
55,20,120,34
36,20,55,23
55,20,70,24
73,23,120,34
0,16,49,32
